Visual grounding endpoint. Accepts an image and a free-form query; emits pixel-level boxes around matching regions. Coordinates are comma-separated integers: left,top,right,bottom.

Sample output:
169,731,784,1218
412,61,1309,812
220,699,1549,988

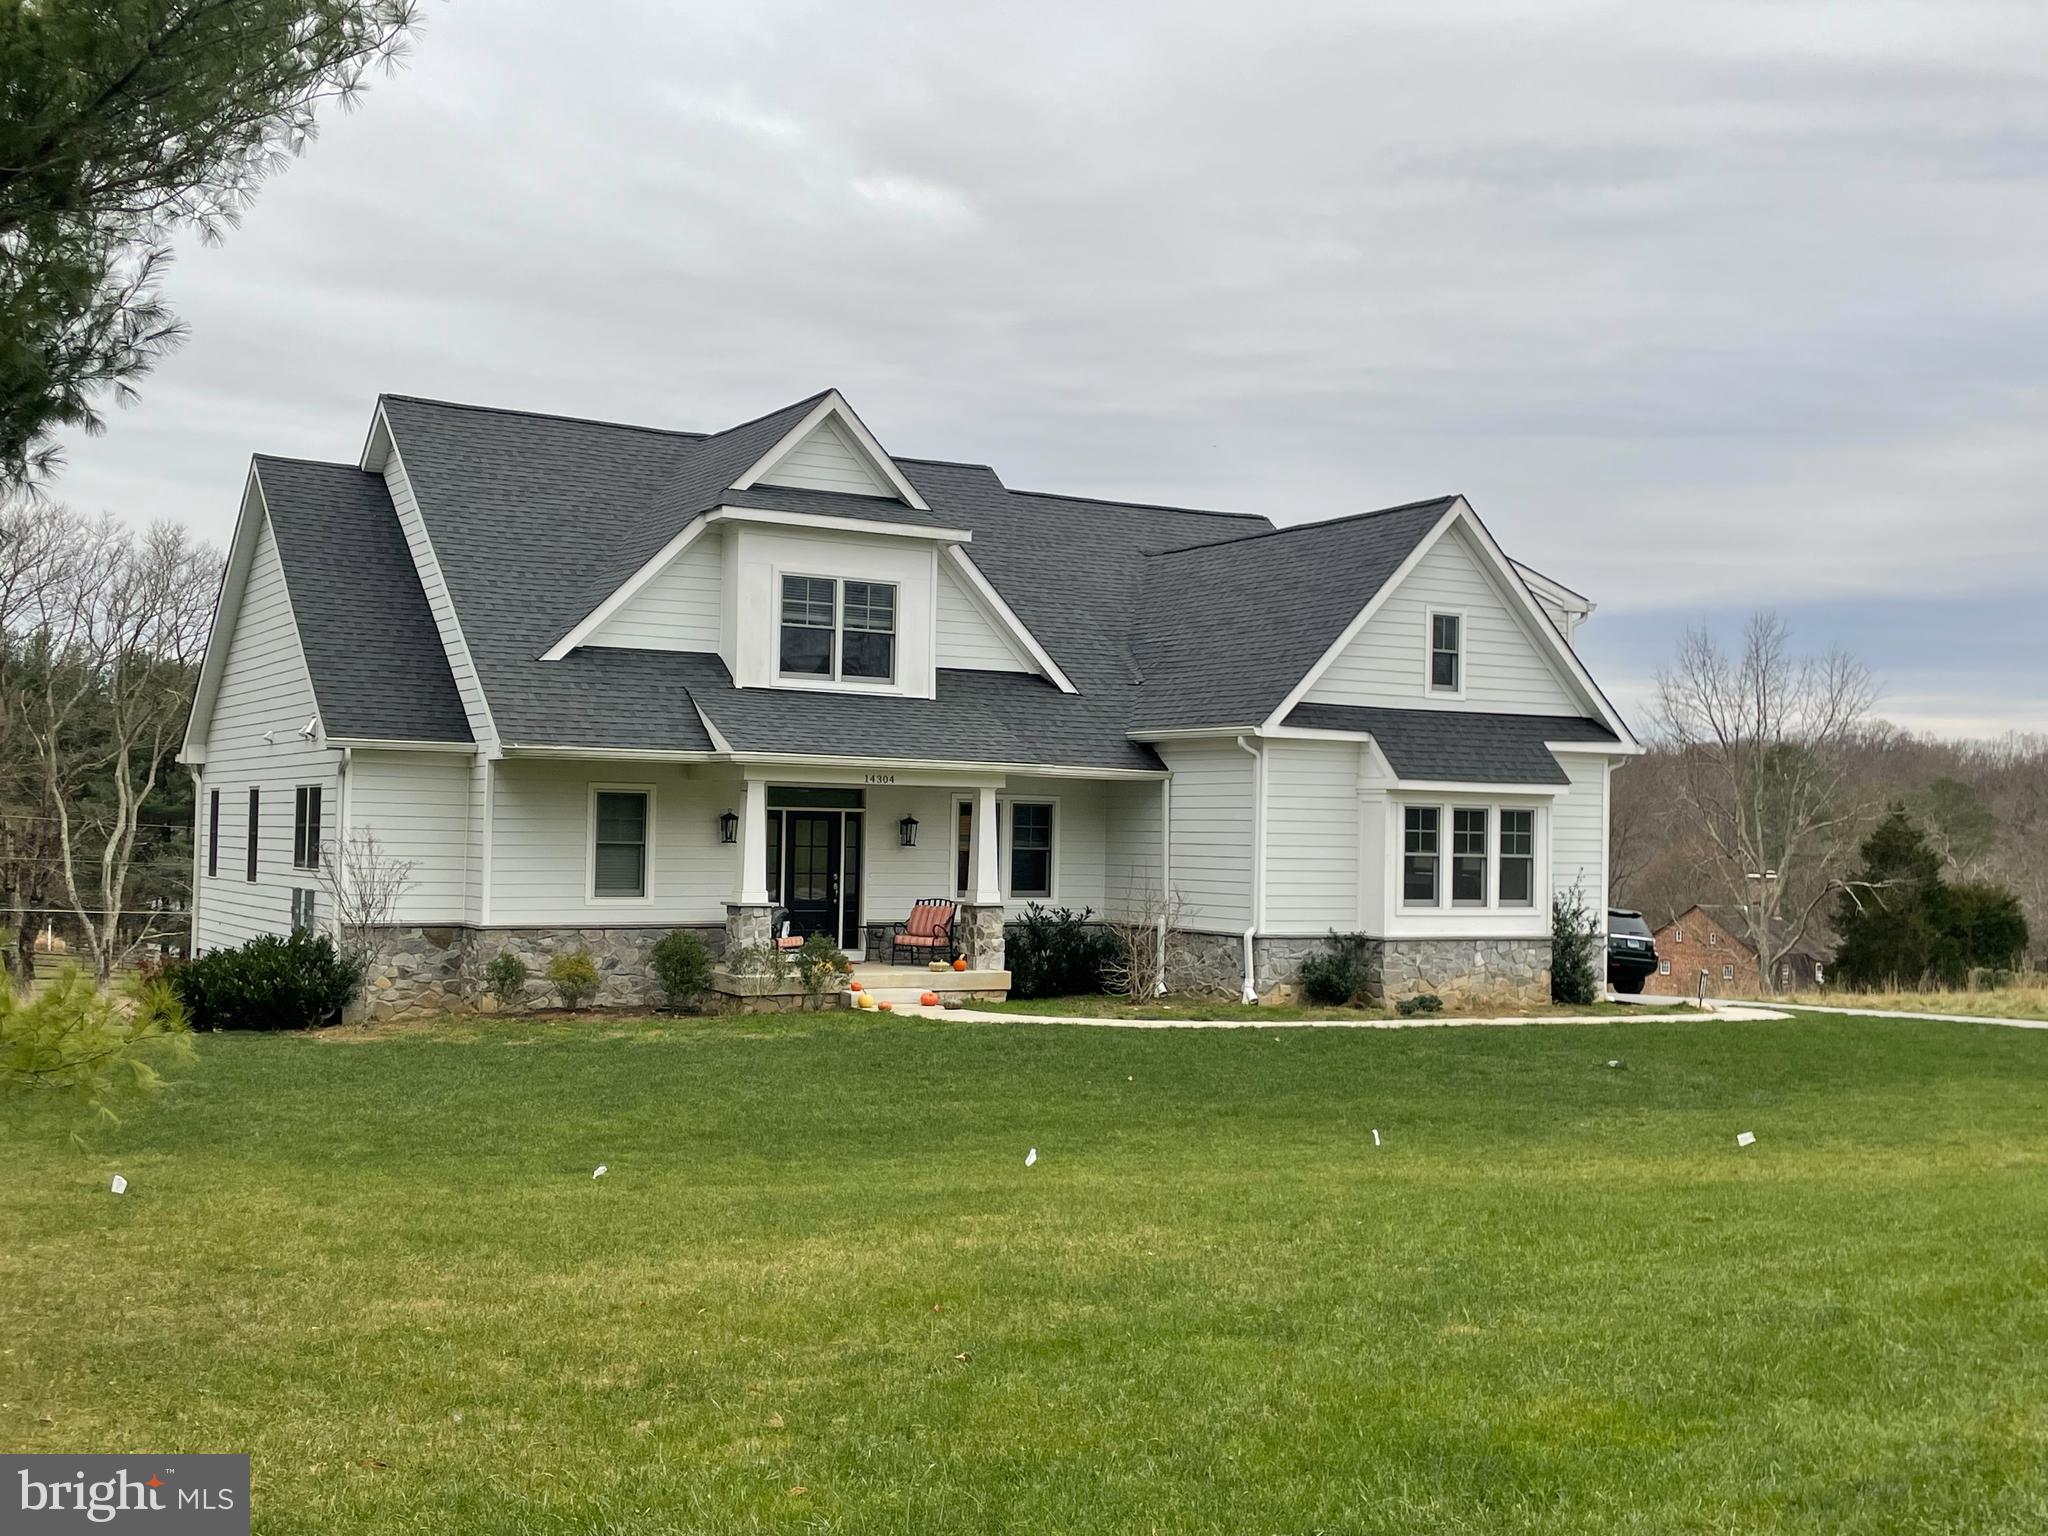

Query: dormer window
1428,610,1462,695
779,574,897,684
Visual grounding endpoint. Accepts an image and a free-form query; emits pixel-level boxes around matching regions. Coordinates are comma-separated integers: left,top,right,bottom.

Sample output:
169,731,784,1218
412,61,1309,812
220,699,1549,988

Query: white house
180,388,1638,1012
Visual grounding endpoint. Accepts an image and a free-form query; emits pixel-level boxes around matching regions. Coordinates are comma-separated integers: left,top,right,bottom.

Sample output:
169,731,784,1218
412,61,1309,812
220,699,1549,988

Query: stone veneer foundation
1163,930,1551,1007
362,924,728,1019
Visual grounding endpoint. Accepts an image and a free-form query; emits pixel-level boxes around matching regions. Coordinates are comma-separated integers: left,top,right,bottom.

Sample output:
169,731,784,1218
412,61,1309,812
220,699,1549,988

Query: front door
784,811,841,940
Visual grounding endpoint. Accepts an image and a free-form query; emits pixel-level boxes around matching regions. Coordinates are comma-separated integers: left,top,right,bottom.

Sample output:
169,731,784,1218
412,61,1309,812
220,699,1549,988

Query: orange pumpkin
952,957,969,972
848,980,862,992
878,1000,894,1012
920,990,940,1006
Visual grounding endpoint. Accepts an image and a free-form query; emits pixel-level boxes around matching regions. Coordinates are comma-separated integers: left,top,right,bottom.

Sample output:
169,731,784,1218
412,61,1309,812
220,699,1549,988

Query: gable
936,554,1037,674
1302,524,1581,716
203,506,322,756
585,526,724,652
756,417,895,497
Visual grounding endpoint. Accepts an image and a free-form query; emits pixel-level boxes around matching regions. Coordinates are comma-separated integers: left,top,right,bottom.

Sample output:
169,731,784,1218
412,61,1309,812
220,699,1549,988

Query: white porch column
972,784,1001,904
736,776,770,906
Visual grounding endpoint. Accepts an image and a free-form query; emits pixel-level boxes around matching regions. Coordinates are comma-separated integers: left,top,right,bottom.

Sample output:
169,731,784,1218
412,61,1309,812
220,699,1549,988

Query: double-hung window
1451,808,1488,906
779,575,897,684
1498,809,1535,906
1010,802,1053,899
1428,611,1462,694
293,786,323,870
592,789,650,900
1402,807,1440,904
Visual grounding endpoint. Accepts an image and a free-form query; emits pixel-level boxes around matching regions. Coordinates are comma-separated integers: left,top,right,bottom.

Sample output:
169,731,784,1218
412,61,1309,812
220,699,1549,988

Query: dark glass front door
785,811,840,939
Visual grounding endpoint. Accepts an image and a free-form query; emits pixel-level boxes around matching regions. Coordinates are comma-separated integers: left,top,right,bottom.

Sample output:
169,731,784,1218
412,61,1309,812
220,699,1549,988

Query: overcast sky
54,0,2048,736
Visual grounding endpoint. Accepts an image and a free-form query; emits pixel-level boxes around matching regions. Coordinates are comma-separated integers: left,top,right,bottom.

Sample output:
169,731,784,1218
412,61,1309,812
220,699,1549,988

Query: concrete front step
850,965,1010,990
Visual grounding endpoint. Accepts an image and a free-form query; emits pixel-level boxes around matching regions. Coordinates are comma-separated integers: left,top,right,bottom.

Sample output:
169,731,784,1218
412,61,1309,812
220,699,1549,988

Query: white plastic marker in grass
109,1174,127,1195
593,1165,608,1179
1024,1148,1038,1168
1735,1132,1756,1148
1372,1129,1381,1147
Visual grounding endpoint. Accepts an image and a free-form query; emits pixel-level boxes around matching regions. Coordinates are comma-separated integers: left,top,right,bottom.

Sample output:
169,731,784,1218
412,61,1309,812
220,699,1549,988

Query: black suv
1606,909,1660,994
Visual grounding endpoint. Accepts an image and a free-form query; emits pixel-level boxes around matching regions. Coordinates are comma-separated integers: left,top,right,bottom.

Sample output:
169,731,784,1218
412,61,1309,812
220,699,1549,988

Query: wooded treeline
0,500,220,981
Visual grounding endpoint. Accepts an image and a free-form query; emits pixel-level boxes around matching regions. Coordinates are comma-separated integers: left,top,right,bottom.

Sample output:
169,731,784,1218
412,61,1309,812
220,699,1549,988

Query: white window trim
1449,805,1489,909
586,782,656,905
1659,958,1671,975
1000,795,1059,902
1396,797,1544,915
773,569,903,692
1424,606,1466,699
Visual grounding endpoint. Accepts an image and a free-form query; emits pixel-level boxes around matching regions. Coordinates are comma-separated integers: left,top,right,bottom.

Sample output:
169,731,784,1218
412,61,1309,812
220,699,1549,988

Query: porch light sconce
719,809,738,844
898,813,919,848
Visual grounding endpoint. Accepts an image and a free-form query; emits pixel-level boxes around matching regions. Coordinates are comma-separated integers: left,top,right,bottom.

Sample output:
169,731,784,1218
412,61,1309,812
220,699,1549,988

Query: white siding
1003,777,1106,913
584,527,724,652
193,512,340,950
861,785,957,922
1304,526,1580,716
489,761,737,926
1158,740,1254,931
936,558,1035,673
757,418,894,497
1263,740,1360,932
1551,753,1608,925
381,443,496,745
1104,780,1165,919
346,750,472,923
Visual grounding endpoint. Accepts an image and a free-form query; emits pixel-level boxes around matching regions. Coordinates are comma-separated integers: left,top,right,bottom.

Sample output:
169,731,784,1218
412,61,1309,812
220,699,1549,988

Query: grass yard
4,1010,2045,1534
978,992,1648,1022
1775,983,2048,1023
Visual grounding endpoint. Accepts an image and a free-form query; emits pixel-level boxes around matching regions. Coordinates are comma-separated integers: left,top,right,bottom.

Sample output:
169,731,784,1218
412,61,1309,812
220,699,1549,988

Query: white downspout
1235,734,1266,1004
187,765,204,955
1155,773,1171,995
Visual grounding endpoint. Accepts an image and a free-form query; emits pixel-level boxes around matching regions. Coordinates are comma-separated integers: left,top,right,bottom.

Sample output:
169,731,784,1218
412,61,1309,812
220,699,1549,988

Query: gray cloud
52,0,2048,732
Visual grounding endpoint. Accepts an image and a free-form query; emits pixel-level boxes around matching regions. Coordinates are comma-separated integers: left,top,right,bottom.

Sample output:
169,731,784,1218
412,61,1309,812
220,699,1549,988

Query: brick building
1645,904,1825,998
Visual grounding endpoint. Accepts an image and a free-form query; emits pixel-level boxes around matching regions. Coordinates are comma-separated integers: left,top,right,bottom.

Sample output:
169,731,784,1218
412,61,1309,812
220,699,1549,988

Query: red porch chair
889,899,958,965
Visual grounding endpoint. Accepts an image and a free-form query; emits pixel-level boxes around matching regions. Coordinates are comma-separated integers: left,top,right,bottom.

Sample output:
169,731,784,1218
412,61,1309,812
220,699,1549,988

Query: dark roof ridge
378,393,712,441
1145,494,1458,558
253,453,369,472
1005,486,1269,521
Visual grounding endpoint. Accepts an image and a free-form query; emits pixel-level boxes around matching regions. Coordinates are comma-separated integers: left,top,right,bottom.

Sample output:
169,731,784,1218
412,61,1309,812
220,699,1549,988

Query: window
1659,959,1671,976
1010,802,1052,898
1451,808,1488,906
1674,926,1684,944
955,799,973,898
1402,807,1440,905
290,888,317,929
1497,809,1534,906
592,789,650,899
207,789,220,878
779,575,896,684
1722,964,1734,981
841,581,896,680
246,788,259,882
1429,611,1461,693
292,786,322,870
1708,930,1718,947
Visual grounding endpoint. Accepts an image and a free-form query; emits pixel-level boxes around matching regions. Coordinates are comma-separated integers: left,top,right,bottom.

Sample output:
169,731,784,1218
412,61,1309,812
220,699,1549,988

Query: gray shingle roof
253,456,472,744
1280,703,1617,783
1128,499,1456,730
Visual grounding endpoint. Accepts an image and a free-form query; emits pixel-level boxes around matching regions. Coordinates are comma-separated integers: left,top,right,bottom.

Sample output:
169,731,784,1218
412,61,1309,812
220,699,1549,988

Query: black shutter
247,788,259,881
207,790,220,878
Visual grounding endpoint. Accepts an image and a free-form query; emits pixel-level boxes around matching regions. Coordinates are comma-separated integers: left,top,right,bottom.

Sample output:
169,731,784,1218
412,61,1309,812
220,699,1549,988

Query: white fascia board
1513,561,1595,617
943,546,1078,694
325,737,478,753
1259,499,1469,730
541,516,710,661
729,390,932,510
1391,779,1567,797
704,505,970,543
500,744,721,763
1547,738,1646,757
1127,725,1263,741
180,463,268,764
727,751,1167,781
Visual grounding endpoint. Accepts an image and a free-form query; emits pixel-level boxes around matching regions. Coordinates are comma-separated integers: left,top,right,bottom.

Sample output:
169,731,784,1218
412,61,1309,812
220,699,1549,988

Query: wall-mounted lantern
719,809,739,844
898,813,919,848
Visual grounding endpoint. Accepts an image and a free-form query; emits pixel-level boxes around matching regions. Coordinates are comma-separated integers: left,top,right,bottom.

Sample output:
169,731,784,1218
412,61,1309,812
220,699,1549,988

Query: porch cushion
904,900,955,937
895,933,944,947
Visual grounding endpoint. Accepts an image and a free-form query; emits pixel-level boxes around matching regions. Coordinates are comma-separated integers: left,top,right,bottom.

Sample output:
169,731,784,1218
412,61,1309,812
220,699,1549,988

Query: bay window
1499,809,1535,906
1402,807,1440,904
1400,802,1541,912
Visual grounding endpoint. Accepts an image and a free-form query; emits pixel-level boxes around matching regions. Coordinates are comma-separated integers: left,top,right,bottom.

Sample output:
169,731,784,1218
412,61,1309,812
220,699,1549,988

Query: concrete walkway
1731,999,2048,1031
890,1001,1792,1030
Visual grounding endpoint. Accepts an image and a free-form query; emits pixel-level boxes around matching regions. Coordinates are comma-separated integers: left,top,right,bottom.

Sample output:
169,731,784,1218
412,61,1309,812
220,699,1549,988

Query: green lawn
978,992,1649,1022
4,1011,2045,1534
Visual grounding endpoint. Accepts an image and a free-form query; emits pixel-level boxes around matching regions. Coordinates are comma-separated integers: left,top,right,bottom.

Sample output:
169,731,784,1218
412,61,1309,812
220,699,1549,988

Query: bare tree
1655,612,1876,983
1100,889,1197,1000
1,505,218,978
315,826,416,981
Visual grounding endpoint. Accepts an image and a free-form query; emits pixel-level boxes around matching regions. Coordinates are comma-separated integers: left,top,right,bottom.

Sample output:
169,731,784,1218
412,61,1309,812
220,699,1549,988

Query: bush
793,932,851,997
1299,932,1374,1007
723,943,786,981
649,930,714,1010
2,965,193,1128
173,930,361,1031
548,951,601,1010
1006,904,1116,999
1396,993,1444,1018
485,953,527,1009
1551,887,1600,1006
